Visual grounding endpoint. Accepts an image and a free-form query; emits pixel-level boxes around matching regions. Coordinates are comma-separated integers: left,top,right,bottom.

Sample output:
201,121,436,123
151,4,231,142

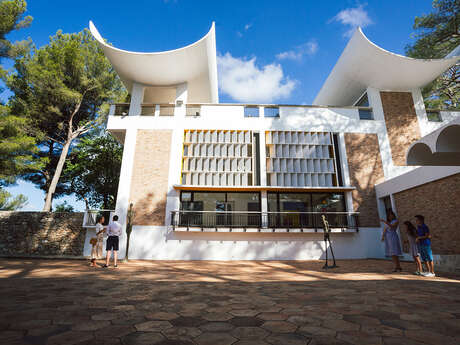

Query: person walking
104,215,122,268
381,210,402,272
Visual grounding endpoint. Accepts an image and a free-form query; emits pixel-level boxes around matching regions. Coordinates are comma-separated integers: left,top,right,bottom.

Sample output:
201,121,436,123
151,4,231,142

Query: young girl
381,210,402,272
90,216,106,267
403,221,423,275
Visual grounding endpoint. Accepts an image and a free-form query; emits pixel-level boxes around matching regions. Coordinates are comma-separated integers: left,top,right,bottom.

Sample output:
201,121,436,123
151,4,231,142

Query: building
84,21,460,263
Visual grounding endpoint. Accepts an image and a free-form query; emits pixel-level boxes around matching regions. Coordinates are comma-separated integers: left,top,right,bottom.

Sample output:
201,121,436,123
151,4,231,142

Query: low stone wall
0,211,85,257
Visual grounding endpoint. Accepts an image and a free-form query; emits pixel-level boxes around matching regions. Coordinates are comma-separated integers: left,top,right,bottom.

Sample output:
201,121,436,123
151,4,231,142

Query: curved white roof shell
314,28,460,106
89,21,218,103
406,117,460,166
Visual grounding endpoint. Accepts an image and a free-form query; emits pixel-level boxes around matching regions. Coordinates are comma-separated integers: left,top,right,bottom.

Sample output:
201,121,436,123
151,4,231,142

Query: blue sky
3,0,435,211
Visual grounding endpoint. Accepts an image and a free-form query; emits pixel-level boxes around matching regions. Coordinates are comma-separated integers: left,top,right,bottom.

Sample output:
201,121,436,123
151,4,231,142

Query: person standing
104,215,122,268
381,210,402,272
403,221,423,275
95,215,106,260
415,215,435,277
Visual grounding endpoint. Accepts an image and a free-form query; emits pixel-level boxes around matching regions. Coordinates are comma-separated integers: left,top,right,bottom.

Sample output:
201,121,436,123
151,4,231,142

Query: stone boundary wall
0,212,85,257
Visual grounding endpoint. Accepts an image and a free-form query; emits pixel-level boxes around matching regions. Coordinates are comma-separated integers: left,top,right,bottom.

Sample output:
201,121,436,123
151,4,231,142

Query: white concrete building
84,22,460,263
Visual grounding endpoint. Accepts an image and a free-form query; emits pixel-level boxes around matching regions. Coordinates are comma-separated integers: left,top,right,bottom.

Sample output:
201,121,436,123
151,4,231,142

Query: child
95,216,106,260
403,221,423,275
90,215,105,267
89,237,98,267
415,215,435,277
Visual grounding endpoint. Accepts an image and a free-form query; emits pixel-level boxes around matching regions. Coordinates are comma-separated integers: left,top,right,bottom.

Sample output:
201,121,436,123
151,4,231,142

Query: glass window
355,93,369,107
227,192,260,212
244,106,259,117
356,93,373,120
264,107,279,118
358,109,374,120
311,193,345,212
427,110,442,122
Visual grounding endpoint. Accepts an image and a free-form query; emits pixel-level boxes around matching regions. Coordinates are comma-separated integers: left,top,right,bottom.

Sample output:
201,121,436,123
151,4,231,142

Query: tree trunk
42,139,73,211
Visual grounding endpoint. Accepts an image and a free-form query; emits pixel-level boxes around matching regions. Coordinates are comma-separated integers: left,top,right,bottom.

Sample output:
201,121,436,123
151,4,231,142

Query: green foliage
0,104,41,186
64,130,122,210
6,29,125,209
54,200,74,212
0,0,32,81
406,0,460,109
0,188,27,210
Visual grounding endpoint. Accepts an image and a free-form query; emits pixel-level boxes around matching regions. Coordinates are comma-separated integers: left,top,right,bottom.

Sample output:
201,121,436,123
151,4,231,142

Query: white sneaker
413,271,421,276
427,272,435,277
420,272,430,277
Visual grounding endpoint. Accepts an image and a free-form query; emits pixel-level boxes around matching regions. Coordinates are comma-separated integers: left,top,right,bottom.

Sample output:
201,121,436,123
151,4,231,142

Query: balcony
170,211,359,233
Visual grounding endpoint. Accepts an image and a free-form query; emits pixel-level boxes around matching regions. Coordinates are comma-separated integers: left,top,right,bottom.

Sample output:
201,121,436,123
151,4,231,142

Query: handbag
89,237,98,245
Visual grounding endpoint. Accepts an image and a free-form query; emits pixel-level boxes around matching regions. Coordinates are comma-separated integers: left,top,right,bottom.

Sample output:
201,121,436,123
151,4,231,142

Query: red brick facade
345,133,385,227
129,130,172,226
380,91,421,166
393,173,460,255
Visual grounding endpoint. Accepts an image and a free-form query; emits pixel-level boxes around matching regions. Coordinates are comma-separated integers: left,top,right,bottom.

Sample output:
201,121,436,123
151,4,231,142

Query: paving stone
72,320,110,331
94,325,134,338
202,312,233,321
261,321,297,333
231,326,269,339
10,319,51,330
121,332,165,345
145,312,179,321
156,340,195,345
234,341,269,345
230,317,264,327
286,315,321,326
0,330,24,342
134,320,172,332
199,321,235,332
404,329,457,345
308,336,350,345
336,330,382,345
257,313,288,321
230,309,260,317
361,324,403,337
92,312,121,321
382,336,424,345
297,325,336,337
169,316,205,327
161,326,202,340
265,333,310,345
194,332,238,345
46,330,94,345
343,314,381,326
321,319,360,331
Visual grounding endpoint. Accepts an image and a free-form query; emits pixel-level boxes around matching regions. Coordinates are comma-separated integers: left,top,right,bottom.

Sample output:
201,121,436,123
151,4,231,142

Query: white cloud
331,5,373,37
217,52,296,103
244,23,252,31
276,40,318,61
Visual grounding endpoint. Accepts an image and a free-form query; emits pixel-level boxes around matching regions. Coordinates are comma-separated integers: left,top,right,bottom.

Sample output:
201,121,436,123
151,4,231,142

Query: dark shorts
106,236,119,251
419,244,433,262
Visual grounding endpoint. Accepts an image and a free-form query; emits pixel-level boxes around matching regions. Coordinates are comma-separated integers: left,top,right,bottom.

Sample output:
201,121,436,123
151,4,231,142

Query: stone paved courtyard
1,258,460,345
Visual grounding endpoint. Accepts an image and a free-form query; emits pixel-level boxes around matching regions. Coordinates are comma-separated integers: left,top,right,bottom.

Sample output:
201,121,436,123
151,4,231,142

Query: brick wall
380,91,421,166
393,173,460,255
130,130,172,226
345,133,384,227
0,212,85,257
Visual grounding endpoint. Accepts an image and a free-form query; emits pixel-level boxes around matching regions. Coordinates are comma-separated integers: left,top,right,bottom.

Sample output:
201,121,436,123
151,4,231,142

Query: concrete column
128,83,145,116
113,128,138,258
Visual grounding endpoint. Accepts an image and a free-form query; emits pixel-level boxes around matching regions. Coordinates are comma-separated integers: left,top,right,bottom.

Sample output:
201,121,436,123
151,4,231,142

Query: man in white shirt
104,215,122,268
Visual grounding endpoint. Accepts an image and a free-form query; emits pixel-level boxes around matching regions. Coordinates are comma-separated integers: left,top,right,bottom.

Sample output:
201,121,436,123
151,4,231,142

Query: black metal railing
170,211,359,232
